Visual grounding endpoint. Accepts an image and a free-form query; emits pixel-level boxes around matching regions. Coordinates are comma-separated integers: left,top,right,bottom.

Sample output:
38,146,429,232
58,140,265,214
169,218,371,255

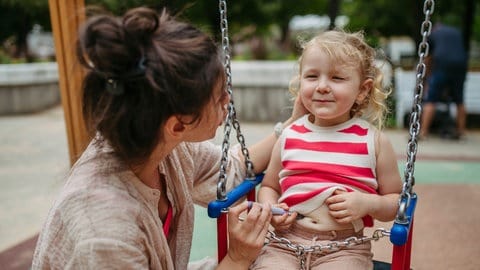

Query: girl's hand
223,201,272,267
325,190,371,224
270,203,297,232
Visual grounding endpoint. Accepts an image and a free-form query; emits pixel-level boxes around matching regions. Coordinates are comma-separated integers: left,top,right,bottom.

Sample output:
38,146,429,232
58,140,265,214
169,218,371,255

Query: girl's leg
311,242,373,270
249,243,299,269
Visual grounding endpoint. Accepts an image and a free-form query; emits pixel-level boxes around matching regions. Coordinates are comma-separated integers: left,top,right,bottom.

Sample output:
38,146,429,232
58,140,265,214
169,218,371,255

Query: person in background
420,23,468,140
31,7,306,270
251,30,402,269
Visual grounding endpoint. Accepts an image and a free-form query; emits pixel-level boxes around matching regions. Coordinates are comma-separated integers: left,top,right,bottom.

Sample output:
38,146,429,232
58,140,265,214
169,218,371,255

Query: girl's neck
310,114,352,127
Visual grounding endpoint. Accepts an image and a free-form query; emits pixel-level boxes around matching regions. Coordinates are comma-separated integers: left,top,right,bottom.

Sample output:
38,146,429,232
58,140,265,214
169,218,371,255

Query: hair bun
122,7,159,42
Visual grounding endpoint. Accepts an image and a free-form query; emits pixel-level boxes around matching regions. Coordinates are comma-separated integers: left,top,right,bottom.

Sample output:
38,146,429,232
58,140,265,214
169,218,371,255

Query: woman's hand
217,201,272,269
290,95,308,121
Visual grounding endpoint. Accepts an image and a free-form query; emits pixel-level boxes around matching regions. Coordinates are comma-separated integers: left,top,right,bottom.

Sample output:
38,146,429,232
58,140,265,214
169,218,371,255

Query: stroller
429,86,458,139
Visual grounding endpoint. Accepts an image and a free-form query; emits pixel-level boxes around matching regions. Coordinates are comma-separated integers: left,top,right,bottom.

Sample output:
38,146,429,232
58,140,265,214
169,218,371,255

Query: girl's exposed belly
295,204,354,231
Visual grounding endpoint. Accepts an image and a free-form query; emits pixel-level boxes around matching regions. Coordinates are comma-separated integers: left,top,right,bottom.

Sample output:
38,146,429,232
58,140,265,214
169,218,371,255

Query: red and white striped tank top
278,115,378,227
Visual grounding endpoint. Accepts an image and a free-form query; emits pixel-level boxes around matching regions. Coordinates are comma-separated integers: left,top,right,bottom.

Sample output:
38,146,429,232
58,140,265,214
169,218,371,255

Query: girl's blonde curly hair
290,30,391,130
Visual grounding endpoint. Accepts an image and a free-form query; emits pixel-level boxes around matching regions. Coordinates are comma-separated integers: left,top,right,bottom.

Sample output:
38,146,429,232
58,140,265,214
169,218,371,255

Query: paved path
1,105,479,269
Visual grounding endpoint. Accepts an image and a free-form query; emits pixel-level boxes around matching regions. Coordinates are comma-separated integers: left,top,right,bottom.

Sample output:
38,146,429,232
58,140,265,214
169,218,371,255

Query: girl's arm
257,140,283,205
375,131,403,195
247,96,307,174
258,140,298,230
369,131,403,221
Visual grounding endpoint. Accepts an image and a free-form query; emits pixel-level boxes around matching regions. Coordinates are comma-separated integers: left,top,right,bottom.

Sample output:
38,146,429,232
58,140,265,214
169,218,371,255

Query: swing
207,1,435,269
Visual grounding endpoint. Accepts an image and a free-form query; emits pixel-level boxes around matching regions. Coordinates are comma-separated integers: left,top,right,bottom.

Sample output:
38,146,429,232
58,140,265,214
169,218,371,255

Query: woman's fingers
229,201,271,235
245,203,271,239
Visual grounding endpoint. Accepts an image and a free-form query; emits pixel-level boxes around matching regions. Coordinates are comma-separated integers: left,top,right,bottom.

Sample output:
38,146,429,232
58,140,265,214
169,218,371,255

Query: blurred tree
342,0,417,46
0,0,50,61
342,0,478,56
84,0,290,59
0,0,477,61
272,1,327,43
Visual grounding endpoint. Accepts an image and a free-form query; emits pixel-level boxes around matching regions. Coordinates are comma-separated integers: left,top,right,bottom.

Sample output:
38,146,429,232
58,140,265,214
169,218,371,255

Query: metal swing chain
266,228,391,270
265,1,435,269
217,0,255,201
396,0,434,223
215,0,433,268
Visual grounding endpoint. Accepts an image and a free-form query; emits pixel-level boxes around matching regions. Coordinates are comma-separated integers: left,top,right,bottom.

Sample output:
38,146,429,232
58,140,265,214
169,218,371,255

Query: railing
0,62,59,115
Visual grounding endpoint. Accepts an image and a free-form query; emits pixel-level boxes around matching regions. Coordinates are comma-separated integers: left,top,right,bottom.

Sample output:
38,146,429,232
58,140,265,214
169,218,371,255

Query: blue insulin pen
247,201,292,216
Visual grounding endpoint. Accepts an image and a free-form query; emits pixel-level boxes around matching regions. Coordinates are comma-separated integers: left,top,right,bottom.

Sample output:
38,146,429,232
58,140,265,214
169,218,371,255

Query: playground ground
1,105,479,270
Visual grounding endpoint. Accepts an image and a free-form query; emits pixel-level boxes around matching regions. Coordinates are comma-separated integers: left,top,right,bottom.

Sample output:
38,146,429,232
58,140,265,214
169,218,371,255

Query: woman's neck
131,144,173,223
134,163,161,190
131,140,178,190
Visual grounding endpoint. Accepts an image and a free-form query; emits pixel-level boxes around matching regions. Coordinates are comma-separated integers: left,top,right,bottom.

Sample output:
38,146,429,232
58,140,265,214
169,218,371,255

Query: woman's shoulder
169,141,220,164
44,181,149,246
57,157,149,225
35,182,153,269
62,177,143,217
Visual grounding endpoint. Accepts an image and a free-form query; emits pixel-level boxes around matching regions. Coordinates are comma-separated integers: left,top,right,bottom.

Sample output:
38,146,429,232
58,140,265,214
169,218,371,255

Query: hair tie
124,56,147,79
136,56,146,74
106,78,124,95
104,56,146,95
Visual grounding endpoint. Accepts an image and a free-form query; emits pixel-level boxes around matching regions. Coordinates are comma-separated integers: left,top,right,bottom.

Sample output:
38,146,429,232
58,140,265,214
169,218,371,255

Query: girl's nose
315,80,331,94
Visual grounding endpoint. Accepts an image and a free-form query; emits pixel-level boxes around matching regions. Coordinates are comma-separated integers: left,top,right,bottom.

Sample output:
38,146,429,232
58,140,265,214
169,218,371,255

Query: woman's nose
222,93,230,115
225,91,231,104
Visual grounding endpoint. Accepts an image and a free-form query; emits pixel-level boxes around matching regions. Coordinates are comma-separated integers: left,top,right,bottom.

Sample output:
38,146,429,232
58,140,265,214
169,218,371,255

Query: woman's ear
163,115,187,141
357,78,373,103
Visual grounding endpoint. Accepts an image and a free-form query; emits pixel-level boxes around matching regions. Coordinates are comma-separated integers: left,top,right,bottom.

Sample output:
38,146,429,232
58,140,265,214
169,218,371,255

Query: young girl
251,30,402,269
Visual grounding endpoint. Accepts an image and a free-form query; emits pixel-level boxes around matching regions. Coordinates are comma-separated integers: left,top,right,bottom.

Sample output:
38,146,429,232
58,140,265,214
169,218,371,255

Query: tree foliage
343,0,479,50
0,0,478,61
0,0,50,60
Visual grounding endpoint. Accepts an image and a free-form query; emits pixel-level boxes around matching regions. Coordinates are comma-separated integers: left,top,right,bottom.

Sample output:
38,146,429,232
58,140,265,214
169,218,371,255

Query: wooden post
48,0,90,165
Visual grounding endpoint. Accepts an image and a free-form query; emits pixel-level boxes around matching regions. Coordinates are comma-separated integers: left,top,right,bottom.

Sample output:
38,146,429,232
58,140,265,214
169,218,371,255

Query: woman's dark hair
76,7,224,165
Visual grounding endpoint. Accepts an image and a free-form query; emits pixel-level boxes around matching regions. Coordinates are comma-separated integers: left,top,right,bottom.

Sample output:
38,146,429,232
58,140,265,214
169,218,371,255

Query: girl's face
299,46,371,127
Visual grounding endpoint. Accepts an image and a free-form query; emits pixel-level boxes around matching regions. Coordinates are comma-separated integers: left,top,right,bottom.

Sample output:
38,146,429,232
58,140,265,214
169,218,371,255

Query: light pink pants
250,224,373,270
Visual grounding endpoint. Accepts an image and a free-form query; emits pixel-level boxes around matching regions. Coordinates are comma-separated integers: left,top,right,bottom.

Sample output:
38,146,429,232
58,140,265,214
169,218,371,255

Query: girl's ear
357,78,373,103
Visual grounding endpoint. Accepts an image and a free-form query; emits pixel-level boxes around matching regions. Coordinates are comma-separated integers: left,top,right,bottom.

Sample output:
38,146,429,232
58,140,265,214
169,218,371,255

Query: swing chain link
296,246,307,270
265,228,390,269
217,0,255,200
397,0,434,223
216,0,433,265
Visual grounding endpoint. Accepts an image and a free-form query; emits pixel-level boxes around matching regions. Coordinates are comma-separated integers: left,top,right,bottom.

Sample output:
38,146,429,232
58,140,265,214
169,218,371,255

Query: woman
32,7,305,270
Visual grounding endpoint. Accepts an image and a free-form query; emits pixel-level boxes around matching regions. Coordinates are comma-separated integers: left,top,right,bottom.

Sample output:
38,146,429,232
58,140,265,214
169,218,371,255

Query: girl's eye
332,76,345,80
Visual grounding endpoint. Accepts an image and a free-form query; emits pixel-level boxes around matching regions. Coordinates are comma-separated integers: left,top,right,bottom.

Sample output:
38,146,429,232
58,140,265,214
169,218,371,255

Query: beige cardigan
32,139,246,269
